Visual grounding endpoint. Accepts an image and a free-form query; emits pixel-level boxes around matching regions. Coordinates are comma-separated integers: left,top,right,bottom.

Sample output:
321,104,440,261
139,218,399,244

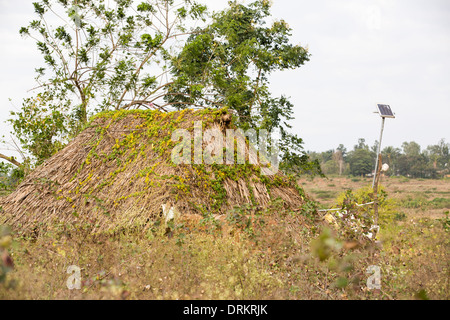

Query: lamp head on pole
376,104,395,118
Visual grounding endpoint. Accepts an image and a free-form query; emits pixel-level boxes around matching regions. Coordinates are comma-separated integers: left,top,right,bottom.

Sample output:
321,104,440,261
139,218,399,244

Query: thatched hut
0,108,307,233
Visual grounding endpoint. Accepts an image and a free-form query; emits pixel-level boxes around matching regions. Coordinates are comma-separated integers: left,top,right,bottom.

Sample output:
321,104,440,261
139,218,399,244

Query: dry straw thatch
0,108,306,233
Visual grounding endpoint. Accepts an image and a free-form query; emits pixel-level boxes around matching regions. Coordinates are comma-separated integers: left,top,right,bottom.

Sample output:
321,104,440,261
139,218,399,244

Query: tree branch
123,100,168,112
0,153,23,168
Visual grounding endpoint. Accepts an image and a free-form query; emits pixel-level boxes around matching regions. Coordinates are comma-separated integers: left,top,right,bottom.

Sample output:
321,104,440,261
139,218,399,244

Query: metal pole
372,117,385,188
372,153,382,238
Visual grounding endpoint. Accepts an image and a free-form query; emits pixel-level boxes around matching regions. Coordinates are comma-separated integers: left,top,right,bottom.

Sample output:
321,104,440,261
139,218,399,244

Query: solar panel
377,104,395,118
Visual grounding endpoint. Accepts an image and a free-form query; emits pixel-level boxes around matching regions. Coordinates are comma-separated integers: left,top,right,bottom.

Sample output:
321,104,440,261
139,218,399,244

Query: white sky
0,0,449,158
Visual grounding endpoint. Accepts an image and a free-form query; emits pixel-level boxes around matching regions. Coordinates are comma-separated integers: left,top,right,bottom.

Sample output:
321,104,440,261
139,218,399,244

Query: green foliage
308,148,347,176
401,195,429,209
381,145,401,175
437,211,449,231
168,0,319,175
402,196,450,211
5,0,320,177
0,162,24,191
6,0,208,168
415,289,430,300
430,198,450,209
347,148,374,177
310,189,337,200
311,227,342,261
0,225,14,285
335,185,398,227
9,92,74,165
0,163,12,190
311,138,449,179
321,159,339,175
294,198,317,222
226,205,256,235
310,227,363,290
396,154,437,178
402,141,421,156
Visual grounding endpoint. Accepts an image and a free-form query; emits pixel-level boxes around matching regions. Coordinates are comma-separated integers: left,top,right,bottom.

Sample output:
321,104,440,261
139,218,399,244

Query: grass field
1,176,449,300
299,175,450,219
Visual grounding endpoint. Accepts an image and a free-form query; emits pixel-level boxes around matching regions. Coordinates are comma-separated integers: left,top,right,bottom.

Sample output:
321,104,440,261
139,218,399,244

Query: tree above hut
1,0,320,177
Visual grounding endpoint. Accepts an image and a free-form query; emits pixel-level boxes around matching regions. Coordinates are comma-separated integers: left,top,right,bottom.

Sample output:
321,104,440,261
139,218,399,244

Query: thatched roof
0,108,306,233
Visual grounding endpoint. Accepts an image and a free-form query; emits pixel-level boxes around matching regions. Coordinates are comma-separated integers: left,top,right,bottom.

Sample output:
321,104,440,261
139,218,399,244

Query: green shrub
394,212,407,221
0,225,14,285
438,211,449,231
401,196,429,209
334,185,399,226
429,198,450,209
401,196,450,210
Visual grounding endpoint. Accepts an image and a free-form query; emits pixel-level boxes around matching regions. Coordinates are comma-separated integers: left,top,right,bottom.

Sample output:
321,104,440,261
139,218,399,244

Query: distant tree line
307,138,450,179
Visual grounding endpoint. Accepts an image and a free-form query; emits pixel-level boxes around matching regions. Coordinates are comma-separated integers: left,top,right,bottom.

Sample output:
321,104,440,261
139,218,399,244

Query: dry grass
1,207,317,300
1,149,448,299
1,184,448,300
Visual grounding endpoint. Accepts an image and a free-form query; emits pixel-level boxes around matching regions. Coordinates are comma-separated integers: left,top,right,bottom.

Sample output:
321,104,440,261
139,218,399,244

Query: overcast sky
0,0,449,159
